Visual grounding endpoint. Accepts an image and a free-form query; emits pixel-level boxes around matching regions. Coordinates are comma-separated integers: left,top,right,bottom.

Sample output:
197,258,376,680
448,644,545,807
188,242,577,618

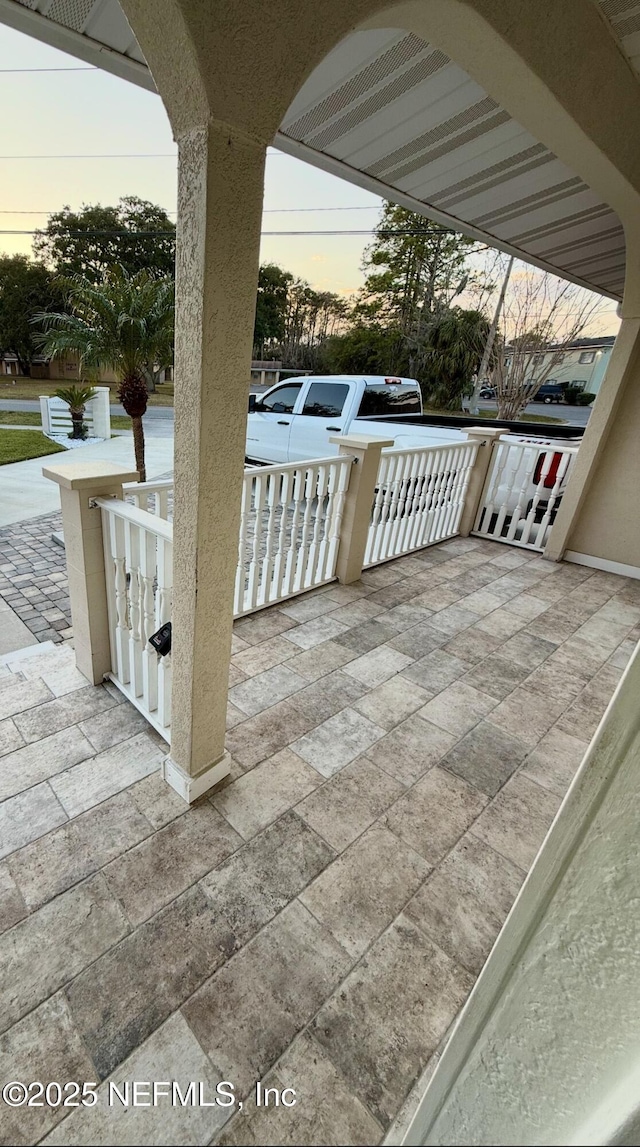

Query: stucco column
164,120,267,803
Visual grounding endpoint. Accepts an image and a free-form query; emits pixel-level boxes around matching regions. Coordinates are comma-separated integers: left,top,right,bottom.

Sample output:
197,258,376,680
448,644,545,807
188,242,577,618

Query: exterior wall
564,356,640,569
536,346,613,393
405,643,640,1147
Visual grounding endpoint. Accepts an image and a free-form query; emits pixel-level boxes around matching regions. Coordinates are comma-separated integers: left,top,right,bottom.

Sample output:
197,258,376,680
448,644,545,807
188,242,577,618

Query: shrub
575,392,596,406
563,385,583,404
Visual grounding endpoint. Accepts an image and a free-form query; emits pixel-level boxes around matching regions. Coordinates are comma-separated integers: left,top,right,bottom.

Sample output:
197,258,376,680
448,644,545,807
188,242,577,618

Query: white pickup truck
246,374,465,464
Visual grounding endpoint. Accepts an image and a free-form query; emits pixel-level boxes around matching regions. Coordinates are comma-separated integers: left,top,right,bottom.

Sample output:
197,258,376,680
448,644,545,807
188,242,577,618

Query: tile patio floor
0,537,638,1146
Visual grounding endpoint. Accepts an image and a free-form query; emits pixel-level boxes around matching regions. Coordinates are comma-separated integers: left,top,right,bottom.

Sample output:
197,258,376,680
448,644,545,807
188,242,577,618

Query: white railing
40,388,111,440
473,437,579,551
98,497,173,739
365,440,479,566
234,455,353,615
124,478,173,520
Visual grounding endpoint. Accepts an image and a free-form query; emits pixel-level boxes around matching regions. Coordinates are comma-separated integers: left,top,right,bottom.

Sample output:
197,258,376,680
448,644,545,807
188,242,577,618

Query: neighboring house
503,335,616,396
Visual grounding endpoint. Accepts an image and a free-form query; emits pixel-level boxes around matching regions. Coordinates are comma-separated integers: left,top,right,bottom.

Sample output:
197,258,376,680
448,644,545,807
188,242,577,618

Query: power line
0,227,462,238
0,153,176,159
0,67,97,72
0,206,382,215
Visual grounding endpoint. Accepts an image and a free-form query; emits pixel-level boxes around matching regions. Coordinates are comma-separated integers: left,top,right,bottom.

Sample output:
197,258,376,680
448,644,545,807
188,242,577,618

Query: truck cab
246,375,423,464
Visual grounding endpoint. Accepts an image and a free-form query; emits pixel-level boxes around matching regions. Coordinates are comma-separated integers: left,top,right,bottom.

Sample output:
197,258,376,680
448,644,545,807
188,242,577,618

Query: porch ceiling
0,0,633,299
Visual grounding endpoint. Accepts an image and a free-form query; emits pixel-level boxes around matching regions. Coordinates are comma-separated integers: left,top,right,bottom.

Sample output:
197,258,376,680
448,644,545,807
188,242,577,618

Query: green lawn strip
0,411,133,430
0,429,66,465
424,407,563,425
0,381,173,407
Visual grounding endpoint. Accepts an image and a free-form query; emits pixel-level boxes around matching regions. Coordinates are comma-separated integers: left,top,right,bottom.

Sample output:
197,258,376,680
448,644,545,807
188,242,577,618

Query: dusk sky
0,24,621,333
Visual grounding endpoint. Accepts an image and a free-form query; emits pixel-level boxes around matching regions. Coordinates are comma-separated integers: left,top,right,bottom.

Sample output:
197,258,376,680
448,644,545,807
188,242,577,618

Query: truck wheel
544,396,552,404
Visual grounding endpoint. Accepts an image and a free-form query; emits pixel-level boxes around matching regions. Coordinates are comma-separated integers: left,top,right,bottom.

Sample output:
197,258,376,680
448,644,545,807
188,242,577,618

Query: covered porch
1,535,636,1145
1,0,640,1143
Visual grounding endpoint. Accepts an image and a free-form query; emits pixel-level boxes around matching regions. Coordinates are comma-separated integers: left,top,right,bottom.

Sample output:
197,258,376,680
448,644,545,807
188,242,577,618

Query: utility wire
0,206,382,214
0,67,97,72
0,227,462,238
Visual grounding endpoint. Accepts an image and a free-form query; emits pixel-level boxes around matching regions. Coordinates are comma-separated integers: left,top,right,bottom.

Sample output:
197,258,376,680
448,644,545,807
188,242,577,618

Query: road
0,393,592,431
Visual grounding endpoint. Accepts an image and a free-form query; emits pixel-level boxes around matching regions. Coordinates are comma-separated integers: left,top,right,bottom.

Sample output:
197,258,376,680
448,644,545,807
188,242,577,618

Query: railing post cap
42,460,140,490
329,433,395,450
465,425,503,439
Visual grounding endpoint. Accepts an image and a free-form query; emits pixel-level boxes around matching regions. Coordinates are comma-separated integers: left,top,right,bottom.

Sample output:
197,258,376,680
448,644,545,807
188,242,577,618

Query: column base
162,751,231,803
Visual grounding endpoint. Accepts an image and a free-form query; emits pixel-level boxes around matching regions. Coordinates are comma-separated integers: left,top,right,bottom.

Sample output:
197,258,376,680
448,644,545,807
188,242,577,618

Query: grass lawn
424,406,563,425
0,380,173,407
0,411,132,430
0,429,66,465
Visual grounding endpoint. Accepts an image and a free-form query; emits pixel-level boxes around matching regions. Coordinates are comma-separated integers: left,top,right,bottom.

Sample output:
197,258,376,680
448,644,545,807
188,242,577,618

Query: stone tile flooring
0,537,638,1146
0,512,70,645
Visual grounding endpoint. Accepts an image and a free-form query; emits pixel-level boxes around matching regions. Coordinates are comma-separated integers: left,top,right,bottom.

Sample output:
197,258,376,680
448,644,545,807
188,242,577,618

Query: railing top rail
380,439,479,459
123,478,174,493
95,496,174,541
243,454,355,477
500,438,581,455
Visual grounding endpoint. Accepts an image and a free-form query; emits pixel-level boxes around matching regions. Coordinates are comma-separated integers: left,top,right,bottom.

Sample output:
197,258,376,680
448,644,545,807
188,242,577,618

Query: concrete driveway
0,434,174,528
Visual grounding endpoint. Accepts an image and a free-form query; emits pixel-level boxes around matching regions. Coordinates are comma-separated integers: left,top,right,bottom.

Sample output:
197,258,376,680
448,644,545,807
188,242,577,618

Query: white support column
330,434,393,583
457,426,503,537
42,461,139,685
39,396,51,435
163,120,267,803
89,387,111,440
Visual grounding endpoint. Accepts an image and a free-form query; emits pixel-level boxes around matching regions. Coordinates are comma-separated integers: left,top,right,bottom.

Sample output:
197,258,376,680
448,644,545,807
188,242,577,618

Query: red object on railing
533,451,563,489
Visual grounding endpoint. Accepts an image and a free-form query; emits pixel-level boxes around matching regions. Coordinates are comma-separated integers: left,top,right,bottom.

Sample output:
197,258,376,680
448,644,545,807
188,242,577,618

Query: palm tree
54,384,97,439
34,267,174,481
422,308,492,410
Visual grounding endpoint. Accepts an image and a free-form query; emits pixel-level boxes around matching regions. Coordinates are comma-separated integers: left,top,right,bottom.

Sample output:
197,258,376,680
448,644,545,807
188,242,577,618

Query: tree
491,272,608,420
33,197,176,283
0,255,63,375
34,267,175,481
422,308,492,410
355,204,478,341
54,384,97,440
253,263,293,351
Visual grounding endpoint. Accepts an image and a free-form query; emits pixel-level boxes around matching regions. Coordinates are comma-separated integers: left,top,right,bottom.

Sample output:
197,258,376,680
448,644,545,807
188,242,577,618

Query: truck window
301,382,350,418
357,385,421,417
259,383,302,413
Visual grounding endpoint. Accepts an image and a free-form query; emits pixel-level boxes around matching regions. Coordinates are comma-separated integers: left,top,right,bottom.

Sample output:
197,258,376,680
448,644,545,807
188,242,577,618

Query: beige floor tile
230,634,297,677
286,639,356,681
12,683,116,744
300,822,429,959
79,703,150,753
367,714,457,787
212,748,322,839
405,833,525,973
229,664,306,717
400,648,469,696
0,677,53,722
219,1029,383,1147
50,733,165,818
183,900,352,1097
487,687,567,748
45,1012,231,1147
285,615,349,650
418,681,496,737
0,716,24,758
312,915,473,1130
441,720,528,797
470,772,562,870
0,726,95,802
297,756,404,852
384,766,487,866
0,873,130,1034
521,726,589,798
343,645,413,689
0,861,26,935
201,811,334,949
292,708,386,778
104,804,242,926
0,994,96,1145
352,675,431,730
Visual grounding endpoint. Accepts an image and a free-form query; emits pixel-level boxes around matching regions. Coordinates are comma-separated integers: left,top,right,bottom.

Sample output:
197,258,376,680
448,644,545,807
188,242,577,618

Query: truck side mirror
248,394,257,412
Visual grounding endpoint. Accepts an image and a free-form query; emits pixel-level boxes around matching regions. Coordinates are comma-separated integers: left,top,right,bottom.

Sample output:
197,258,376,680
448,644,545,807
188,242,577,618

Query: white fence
473,437,578,551
365,441,479,565
124,478,173,520
97,434,579,736
98,496,173,739
234,455,353,615
40,387,111,440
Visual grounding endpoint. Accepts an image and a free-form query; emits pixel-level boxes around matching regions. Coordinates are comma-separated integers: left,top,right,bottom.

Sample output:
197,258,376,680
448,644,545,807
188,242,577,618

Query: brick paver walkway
0,512,72,644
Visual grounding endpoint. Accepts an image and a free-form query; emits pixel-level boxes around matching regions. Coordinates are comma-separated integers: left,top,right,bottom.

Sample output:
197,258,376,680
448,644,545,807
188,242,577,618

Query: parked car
246,375,467,464
534,382,565,404
479,384,496,399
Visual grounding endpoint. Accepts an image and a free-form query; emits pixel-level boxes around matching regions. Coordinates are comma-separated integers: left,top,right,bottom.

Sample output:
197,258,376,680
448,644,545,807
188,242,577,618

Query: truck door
245,381,303,463
287,380,353,463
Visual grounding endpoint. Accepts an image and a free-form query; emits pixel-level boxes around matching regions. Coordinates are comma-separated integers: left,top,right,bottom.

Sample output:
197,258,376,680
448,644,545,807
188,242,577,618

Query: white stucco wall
403,641,640,1146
